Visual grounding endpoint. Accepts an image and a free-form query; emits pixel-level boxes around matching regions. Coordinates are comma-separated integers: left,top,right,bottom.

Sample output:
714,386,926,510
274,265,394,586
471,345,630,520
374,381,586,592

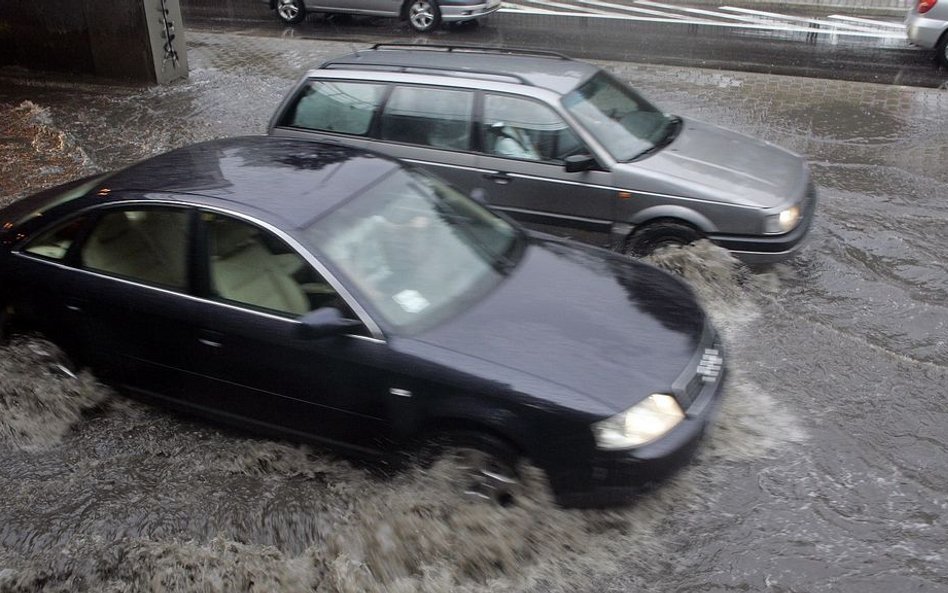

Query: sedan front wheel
937,32,948,68
406,0,442,32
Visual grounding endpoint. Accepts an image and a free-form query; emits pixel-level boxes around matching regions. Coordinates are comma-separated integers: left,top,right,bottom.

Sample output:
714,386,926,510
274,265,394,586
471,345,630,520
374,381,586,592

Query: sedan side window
482,94,584,163
379,86,474,150
23,215,88,260
203,213,342,318
81,208,189,289
283,80,387,135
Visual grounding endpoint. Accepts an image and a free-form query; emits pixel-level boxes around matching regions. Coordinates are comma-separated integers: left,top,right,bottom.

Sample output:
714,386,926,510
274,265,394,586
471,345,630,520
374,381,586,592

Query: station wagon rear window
283,81,387,135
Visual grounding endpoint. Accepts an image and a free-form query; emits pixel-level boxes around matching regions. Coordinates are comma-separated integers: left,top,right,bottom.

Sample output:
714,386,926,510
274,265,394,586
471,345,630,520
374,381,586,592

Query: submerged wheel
435,431,521,506
406,0,441,32
624,221,701,257
937,32,948,68
0,303,11,345
276,0,306,24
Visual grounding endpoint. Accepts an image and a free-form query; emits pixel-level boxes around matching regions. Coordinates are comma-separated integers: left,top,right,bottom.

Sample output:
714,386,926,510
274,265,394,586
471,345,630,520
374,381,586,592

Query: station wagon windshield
563,72,676,162
306,168,524,332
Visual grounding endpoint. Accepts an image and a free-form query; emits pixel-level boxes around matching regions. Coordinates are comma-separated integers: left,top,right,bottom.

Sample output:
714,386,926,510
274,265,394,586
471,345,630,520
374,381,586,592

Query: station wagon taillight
918,0,937,14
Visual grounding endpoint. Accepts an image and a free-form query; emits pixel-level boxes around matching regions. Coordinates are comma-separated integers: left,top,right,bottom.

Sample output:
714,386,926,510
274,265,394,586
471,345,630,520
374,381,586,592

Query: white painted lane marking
571,0,720,20
512,0,613,15
497,6,908,39
827,14,907,29
718,6,892,33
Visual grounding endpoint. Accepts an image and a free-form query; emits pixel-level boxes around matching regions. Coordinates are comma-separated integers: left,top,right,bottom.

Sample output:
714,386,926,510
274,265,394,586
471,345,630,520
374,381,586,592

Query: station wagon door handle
484,171,513,184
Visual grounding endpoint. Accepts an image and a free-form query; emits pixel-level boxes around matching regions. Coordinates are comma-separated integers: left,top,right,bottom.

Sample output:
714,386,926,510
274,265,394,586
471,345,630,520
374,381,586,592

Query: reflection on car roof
100,136,400,228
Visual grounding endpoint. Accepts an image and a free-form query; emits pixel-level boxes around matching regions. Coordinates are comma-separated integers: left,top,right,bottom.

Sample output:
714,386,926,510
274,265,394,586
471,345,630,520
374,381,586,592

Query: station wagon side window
481,94,584,163
80,207,190,290
22,215,89,261
378,86,474,151
202,212,344,318
282,80,387,135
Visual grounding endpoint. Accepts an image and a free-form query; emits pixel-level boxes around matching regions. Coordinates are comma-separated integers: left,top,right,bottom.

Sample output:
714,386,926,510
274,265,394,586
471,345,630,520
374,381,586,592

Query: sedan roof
100,136,400,228
320,45,601,95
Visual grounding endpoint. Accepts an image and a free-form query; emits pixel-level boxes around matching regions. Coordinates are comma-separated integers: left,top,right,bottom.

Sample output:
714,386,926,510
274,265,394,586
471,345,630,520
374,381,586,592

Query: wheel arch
627,205,715,234
410,398,535,460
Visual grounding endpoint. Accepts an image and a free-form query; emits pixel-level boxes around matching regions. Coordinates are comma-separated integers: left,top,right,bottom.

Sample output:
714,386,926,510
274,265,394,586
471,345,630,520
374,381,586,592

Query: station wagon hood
629,118,807,209
410,237,706,414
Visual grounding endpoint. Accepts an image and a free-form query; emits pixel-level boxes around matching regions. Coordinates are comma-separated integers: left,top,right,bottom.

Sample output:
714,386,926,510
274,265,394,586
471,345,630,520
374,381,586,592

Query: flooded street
1,32,947,592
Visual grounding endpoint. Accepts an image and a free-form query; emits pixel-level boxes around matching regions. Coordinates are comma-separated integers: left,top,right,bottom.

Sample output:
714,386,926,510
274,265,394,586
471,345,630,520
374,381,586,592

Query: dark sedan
0,137,725,507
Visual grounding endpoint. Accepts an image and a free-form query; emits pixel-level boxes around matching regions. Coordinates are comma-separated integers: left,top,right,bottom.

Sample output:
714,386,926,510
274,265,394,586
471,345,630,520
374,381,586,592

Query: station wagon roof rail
319,63,529,85
364,43,573,60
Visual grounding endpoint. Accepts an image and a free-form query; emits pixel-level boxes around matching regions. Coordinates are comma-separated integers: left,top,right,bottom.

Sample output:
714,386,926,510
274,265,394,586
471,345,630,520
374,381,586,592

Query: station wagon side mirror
297,307,363,339
564,154,599,173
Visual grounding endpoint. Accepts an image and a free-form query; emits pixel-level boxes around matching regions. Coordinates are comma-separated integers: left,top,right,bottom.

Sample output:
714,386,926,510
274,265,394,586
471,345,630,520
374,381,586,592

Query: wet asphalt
0,22,947,593
181,1,948,89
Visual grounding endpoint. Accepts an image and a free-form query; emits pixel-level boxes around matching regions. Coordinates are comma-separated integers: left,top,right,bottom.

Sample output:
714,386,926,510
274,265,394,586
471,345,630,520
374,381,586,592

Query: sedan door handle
484,171,513,184
65,298,86,313
198,329,225,349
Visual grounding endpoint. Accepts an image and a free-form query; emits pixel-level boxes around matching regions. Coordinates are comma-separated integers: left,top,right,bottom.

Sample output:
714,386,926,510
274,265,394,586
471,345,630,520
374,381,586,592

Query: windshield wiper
630,116,682,161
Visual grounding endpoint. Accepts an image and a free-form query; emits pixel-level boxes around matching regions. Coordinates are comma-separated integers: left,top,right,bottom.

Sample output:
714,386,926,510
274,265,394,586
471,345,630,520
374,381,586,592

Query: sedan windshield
563,72,676,162
306,168,524,332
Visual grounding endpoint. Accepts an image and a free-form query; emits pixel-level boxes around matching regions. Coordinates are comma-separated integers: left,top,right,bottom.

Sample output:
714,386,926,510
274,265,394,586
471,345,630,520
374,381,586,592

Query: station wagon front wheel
406,0,441,32
625,221,701,258
276,0,306,24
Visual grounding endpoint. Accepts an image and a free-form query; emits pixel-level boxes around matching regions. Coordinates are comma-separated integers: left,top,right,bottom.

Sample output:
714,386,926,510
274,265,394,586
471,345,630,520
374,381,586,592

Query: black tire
0,303,11,345
275,0,306,24
624,220,701,257
431,430,521,506
937,32,948,68
405,0,442,32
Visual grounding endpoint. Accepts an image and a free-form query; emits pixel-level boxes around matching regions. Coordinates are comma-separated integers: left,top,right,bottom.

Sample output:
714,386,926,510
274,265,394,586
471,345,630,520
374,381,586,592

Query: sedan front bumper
550,330,727,508
905,11,948,49
440,0,503,22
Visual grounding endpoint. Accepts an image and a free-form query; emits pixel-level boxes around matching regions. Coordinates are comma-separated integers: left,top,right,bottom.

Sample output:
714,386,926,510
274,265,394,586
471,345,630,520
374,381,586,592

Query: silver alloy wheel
449,446,520,506
409,0,436,31
277,0,301,22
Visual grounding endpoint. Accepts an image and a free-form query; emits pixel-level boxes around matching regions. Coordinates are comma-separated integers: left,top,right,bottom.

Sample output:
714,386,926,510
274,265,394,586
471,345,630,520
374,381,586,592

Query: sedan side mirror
297,307,363,339
564,154,598,173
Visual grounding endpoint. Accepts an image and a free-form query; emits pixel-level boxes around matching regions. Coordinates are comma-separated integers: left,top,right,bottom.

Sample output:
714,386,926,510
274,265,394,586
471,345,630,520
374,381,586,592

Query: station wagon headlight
765,205,801,234
592,394,685,450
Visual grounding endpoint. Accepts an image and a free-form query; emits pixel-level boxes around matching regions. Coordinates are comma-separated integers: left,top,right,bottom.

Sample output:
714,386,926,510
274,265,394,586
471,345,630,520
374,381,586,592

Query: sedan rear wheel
0,303,11,345
276,0,306,24
406,0,441,32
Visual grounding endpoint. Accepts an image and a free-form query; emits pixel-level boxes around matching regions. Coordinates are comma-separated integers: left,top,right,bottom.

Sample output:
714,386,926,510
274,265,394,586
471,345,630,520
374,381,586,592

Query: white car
264,0,501,32
906,0,948,66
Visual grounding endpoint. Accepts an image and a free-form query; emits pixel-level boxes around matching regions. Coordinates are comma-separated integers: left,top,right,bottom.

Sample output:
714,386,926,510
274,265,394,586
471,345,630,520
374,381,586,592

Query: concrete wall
0,0,187,83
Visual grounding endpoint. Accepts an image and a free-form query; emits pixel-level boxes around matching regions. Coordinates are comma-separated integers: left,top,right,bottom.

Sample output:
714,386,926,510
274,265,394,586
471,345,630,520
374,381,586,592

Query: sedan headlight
765,205,801,234
592,394,685,450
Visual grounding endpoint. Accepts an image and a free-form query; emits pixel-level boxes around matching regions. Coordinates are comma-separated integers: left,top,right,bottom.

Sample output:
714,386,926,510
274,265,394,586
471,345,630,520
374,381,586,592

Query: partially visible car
263,0,501,32
267,44,816,264
0,136,725,507
906,0,948,67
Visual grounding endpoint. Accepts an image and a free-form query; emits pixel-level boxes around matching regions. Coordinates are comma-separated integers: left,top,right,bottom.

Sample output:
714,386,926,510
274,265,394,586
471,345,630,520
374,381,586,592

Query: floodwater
1,32,947,593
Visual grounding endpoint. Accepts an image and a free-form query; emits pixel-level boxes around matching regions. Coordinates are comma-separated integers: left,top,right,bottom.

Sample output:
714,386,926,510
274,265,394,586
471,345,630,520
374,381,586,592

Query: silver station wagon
268,45,816,263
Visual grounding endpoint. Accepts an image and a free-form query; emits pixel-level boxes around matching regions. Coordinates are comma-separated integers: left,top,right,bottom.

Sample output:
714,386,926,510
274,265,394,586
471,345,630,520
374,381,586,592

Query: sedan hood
410,237,706,414
630,118,807,208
